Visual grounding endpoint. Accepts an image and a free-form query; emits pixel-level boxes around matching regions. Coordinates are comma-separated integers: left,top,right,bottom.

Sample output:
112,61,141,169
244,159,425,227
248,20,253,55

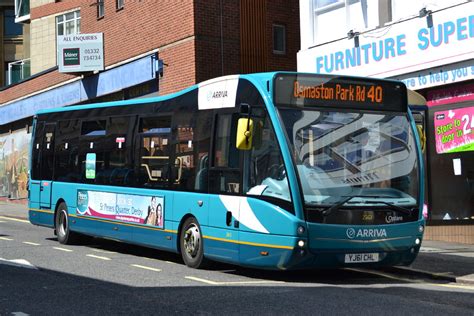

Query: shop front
297,3,474,242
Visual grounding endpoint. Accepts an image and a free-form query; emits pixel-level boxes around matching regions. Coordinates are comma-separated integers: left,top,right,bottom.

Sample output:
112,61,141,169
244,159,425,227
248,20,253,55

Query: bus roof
34,73,284,116
35,72,407,115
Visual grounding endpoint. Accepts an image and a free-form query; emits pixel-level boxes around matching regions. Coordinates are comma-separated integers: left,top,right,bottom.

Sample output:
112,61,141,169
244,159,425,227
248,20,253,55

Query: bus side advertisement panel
76,190,165,228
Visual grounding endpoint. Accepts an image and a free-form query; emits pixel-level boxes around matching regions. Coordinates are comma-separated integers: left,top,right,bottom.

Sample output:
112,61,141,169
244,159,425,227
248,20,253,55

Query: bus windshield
279,108,419,208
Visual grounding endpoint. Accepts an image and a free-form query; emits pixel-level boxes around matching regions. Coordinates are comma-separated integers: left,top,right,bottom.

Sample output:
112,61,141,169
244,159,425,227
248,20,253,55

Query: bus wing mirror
236,118,253,150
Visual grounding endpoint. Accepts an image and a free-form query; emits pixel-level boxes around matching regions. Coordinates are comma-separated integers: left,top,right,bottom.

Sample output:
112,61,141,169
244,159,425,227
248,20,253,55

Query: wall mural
0,129,30,200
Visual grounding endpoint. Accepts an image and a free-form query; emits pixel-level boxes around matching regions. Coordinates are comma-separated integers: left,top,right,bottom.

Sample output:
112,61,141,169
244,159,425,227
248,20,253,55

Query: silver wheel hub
183,224,200,257
58,211,67,236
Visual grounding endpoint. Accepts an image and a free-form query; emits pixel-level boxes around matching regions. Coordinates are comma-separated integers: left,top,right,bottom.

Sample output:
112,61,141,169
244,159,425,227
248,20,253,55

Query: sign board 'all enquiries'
57,33,104,73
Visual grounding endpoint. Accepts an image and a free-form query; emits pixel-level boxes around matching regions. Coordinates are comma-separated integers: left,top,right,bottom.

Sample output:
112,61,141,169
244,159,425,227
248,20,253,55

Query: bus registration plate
344,253,379,263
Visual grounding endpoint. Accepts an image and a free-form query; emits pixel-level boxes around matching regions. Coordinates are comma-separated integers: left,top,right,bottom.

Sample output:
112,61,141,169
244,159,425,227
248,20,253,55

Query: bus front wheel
180,217,207,269
55,202,78,245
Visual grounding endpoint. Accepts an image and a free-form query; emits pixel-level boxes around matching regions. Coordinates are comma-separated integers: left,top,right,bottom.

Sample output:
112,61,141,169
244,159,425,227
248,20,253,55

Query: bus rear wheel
180,217,207,269
55,202,78,245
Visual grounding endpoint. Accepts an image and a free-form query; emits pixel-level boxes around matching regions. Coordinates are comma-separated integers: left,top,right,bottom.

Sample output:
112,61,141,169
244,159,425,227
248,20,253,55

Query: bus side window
107,116,133,186
31,121,44,180
209,113,242,194
245,112,292,205
170,106,212,192
137,116,172,188
40,124,56,181
79,120,107,183
55,120,80,182
192,110,212,192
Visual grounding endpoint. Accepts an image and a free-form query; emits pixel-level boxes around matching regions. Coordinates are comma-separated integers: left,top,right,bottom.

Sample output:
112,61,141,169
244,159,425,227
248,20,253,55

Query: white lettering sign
58,33,104,73
198,76,239,110
298,4,474,85
347,228,387,239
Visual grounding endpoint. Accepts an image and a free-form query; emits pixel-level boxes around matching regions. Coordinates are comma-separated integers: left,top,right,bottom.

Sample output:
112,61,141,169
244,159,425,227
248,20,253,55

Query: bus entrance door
39,123,56,210
208,194,240,263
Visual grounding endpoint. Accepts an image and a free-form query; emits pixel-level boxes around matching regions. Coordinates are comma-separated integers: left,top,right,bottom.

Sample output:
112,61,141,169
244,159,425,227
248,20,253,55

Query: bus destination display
293,81,383,103
274,73,407,112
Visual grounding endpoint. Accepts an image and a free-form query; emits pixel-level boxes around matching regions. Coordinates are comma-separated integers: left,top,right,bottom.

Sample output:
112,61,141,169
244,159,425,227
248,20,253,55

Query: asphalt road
1,216,474,315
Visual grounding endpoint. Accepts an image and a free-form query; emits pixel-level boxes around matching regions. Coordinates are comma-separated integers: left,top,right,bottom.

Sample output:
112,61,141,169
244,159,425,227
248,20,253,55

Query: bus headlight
297,240,305,248
415,238,421,245
418,225,424,233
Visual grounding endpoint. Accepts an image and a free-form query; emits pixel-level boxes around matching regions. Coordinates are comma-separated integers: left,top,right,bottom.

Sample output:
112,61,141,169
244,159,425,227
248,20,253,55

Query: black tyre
180,217,207,269
55,202,78,245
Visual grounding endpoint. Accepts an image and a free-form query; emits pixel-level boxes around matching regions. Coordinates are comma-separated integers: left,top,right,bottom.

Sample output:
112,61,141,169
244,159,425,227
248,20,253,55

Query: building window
7,59,30,85
273,24,286,54
4,9,23,36
14,0,30,22
116,0,124,10
311,0,370,45
315,0,343,9
97,0,104,18
57,11,81,36
391,0,465,22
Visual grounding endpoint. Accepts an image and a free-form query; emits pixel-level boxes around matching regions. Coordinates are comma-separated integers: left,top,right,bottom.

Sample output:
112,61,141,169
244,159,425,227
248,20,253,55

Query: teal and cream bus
29,72,425,269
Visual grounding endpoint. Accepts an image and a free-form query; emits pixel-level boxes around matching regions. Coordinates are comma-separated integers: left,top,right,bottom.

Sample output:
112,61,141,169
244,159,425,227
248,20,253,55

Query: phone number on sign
84,55,101,61
84,48,100,54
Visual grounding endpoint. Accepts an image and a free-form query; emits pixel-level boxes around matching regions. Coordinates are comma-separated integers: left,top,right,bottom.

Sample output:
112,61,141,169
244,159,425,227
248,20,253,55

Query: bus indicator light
297,225,305,235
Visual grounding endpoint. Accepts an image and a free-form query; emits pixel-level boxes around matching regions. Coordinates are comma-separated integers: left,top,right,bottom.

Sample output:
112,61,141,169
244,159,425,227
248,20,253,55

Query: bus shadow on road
220,267,410,285
44,235,438,286
47,235,184,263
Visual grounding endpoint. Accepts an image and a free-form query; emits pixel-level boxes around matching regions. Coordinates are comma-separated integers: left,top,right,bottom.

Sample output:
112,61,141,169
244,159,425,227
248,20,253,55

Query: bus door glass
39,123,56,209
208,112,242,261
411,110,427,217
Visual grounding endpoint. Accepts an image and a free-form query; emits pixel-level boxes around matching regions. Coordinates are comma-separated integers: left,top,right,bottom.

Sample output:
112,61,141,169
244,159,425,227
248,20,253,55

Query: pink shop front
420,82,474,223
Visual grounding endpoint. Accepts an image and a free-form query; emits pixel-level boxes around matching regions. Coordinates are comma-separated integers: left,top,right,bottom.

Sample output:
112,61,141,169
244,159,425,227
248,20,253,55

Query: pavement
1,200,473,284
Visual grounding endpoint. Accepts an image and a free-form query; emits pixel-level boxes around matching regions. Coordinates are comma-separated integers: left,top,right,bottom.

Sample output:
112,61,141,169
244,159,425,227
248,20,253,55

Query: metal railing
7,58,31,85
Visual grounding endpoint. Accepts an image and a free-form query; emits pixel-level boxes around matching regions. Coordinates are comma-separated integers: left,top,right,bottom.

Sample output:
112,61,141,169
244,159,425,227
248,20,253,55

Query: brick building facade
0,0,299,202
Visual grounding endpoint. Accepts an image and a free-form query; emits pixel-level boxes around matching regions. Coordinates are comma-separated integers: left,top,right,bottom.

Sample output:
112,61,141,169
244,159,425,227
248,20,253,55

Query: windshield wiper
321,195,392,217
321,195,359,217
363,200,413,215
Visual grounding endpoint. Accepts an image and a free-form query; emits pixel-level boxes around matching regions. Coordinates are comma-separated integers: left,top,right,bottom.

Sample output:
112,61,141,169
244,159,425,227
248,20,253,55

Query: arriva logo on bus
207,90,228,101
346,228,387,239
